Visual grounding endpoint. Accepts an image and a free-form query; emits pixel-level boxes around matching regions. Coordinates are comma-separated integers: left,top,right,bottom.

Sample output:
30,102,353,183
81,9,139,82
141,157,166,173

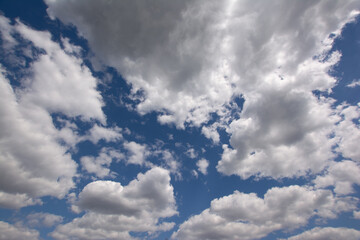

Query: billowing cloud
44,0,360,183
0,65,76,204
0,221,39,240
52,167,177,239
172,185,357,240
0,16,107,208
217,92,338,179
284,227,360,240
45,0,360,129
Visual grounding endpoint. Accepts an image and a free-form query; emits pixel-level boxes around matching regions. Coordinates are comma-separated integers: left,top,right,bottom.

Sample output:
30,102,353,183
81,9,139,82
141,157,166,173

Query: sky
0,0,360,239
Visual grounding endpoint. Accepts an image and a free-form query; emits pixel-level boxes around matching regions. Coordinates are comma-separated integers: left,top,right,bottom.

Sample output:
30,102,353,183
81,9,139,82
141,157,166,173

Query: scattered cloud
123,141,151,166
346,79,360,88
196,158,209,175
81,148,123,178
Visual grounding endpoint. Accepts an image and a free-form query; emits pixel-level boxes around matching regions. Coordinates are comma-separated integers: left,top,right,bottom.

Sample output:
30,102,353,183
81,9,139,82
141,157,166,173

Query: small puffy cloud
27,212,63,227
314,160,360,195
172,185,356,240
80,148,123,178
284,227,360,240
354,210,360,219
186,148,197,159
0,221,39,240
201,125,220,144
123,141,150,166
51,167,177,240
86,125,122,144
196,158,209,175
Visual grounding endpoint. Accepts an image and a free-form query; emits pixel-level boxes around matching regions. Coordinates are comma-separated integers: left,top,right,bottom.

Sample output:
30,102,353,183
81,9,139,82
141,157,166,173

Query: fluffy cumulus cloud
172,185,357,240
314,160,360,195
0,221,39,240
284,227,360,240
123,141,150,166
196,158,209,175
85,124,122,144
0,16,106,208
81,148,123,178
51,167,177,240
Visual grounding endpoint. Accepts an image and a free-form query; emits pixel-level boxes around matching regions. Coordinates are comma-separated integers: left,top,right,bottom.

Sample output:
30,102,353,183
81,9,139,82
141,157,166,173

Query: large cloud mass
45,0,359,128
45,0,360,181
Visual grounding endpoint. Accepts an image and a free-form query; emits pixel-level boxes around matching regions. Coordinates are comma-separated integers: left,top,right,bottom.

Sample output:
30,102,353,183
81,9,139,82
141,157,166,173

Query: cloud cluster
51,167,177,239
80,148,123,178
0,16,107,207
0,221,39,240
172,185,356,240
26,212,63,228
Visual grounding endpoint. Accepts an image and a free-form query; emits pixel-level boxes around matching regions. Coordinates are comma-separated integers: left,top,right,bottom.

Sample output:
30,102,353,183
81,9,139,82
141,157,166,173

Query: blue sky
0,1,360,239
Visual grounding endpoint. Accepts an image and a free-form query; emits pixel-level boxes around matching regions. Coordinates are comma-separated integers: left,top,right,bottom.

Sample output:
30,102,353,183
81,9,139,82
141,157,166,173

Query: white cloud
14,20,106,123
81,148,123,178
314,160,360,195
186,148,197,159
86,125,122,144
217,92,339,179
346,79,360,88
284,227,360,240
123,141,150,166
51,167,177,240
0,65,76,202
201,125,220,144
354,210,360,219
0,16,108,208
45,0,360,130
0,221,39,240
27,212,63,227
0,192,42,209
44,0,360,183
196,158,209,175
334,104,360,162
172,185,357,240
